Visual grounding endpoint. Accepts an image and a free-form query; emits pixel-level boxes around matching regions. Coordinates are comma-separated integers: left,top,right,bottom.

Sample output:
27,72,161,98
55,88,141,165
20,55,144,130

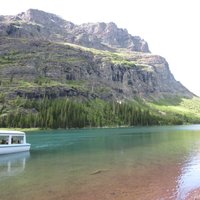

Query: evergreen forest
0,98,195,129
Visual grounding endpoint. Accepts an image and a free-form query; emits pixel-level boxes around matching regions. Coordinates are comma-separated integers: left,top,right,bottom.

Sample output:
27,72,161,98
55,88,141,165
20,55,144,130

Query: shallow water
1,125,200,200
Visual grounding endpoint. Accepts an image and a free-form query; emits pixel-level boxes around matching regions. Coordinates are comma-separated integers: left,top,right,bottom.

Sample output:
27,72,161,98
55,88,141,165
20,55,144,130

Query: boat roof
0,130,25,135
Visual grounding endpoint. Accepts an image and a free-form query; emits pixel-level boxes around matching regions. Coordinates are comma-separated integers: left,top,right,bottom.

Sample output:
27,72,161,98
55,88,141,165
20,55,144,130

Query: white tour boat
0,130,31,155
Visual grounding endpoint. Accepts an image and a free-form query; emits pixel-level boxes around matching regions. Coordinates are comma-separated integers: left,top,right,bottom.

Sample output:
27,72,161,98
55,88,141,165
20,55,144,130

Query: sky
1,0,200,95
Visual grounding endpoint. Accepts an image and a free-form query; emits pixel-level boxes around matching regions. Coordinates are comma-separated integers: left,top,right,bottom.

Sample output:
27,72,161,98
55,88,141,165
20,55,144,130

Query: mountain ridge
0,9,150,52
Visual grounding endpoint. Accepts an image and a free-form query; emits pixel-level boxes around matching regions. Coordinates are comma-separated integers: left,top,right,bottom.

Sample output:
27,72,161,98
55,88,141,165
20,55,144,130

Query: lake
1,125,200,200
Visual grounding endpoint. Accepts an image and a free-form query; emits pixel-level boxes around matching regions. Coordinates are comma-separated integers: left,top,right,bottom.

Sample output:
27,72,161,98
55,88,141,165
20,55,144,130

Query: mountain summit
0,9,149,52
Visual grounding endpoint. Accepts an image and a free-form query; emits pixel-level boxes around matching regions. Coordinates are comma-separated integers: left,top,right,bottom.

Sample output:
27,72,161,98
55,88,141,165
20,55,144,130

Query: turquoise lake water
1,125,200,200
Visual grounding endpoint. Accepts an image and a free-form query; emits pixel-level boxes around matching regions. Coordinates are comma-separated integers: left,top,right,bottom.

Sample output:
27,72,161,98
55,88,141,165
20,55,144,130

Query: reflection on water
177,144,200,199
0,152,30,180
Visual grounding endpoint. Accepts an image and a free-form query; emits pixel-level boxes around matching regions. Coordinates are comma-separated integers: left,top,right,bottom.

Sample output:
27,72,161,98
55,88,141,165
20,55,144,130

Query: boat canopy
0,131,26,145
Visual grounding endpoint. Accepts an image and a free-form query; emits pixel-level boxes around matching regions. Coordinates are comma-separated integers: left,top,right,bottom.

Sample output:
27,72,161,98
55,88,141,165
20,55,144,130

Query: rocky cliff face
0,9,193,101
79,22,149,52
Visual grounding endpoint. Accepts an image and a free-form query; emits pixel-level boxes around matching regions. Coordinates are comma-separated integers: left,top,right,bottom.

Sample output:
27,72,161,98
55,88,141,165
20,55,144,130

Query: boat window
0,136,9,145
11,136,24,144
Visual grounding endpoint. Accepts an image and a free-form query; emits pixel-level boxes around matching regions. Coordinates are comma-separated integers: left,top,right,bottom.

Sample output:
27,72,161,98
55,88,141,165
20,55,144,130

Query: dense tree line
0,98,187,129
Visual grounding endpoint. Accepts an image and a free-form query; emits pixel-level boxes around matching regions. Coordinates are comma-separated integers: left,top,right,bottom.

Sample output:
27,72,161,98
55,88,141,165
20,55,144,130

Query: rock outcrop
79,22,149,52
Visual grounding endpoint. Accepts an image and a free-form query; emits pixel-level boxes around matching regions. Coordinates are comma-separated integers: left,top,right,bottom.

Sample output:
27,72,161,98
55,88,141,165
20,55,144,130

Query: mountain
0,9,193,101
0,9,199,128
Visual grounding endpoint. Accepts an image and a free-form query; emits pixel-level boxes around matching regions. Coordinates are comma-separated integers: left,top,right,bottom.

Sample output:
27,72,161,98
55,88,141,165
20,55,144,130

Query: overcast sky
1,0,200,95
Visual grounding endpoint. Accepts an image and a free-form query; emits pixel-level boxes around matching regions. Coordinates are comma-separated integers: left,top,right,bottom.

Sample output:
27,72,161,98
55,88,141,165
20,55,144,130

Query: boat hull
0,144,31,155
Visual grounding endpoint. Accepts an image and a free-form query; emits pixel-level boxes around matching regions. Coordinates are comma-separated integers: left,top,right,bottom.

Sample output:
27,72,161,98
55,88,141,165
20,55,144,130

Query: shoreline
0,124,200,133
